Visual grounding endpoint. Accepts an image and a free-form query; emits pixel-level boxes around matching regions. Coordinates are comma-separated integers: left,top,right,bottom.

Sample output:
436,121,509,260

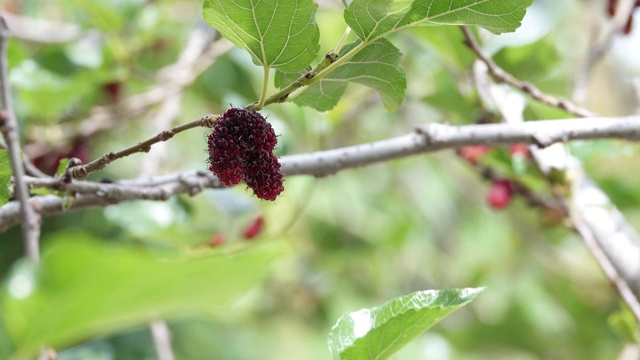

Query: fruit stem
256,66,270,110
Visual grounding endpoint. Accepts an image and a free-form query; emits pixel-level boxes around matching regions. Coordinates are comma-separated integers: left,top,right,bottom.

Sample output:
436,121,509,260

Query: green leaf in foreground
329,288,484,360
202,0,320,73
345,0,533,41
275,38,406,111
0,314,11,360
0,150,10,206
1,236,284,358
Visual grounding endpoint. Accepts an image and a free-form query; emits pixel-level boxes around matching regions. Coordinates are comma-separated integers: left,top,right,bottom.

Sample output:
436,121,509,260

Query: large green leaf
329,288,484,360
345,0,532,41
0,150,10,206
0,314,10,360
202,0,320,73
1,235,284,359
275,38,406,111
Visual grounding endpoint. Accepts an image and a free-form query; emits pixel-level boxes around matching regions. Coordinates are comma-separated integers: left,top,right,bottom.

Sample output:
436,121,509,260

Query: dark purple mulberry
207,108,284,201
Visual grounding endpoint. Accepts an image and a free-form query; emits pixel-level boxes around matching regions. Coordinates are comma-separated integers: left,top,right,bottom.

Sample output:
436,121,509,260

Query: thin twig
70,114,216,178
0,16,40,262
460,26,596,118
138,94,181,177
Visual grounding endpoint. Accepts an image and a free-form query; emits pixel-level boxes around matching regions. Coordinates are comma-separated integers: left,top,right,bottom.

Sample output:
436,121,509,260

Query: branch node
159,130,175,141
325,51,339,63
520,81,535,93
415,123,442,146
201,114,217,128
58,157,83,185
532,133,554,148
557,99,570,110
71,166,88,179
31,197,42,214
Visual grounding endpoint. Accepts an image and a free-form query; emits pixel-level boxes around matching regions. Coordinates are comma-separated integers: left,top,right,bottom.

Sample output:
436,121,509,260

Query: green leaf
66,0,125,33
54,158,70,177
329,288,484,360
0,313,11,360
608,305,640,343
0,150,10,206
275,38,406,111
1,235,284,358
202,0,320,73
345,0,533,41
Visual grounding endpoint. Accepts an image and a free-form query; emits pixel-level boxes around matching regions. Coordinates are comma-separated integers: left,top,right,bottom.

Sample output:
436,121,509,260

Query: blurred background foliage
0,0,640,358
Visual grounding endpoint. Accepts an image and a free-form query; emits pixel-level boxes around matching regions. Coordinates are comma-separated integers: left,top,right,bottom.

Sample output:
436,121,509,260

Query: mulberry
487,180,514,209
207,108,284,201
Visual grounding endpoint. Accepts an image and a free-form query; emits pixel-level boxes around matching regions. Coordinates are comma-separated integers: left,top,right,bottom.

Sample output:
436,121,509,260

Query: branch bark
0,16,40,262
150,320,175,360
2,116,640,232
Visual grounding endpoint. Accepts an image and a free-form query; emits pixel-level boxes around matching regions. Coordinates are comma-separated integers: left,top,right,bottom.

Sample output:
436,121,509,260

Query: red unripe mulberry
243,216,264,240
487,180,514,209
209,233,226,247
509,143,529,158
457,145,490,165
207,108,284,201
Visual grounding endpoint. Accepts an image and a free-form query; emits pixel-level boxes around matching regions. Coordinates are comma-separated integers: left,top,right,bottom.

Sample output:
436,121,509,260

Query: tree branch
283,116,640,176
461,30,640,321
150,320,175,360
571,203,640,324
0,170,222,232
2,116,640,232
460,26,596,118
0,16,40,262
1,12,82,44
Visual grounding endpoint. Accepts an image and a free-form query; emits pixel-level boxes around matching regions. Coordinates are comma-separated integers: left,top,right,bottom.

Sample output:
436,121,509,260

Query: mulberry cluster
207,108,284,201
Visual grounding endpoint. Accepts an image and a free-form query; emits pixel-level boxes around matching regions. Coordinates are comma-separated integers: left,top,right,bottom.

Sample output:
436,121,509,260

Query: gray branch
0,16,40,261
283,116,640,176
1,116,640,232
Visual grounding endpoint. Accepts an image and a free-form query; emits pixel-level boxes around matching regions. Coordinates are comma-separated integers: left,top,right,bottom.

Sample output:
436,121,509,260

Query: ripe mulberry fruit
207,108,284,201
